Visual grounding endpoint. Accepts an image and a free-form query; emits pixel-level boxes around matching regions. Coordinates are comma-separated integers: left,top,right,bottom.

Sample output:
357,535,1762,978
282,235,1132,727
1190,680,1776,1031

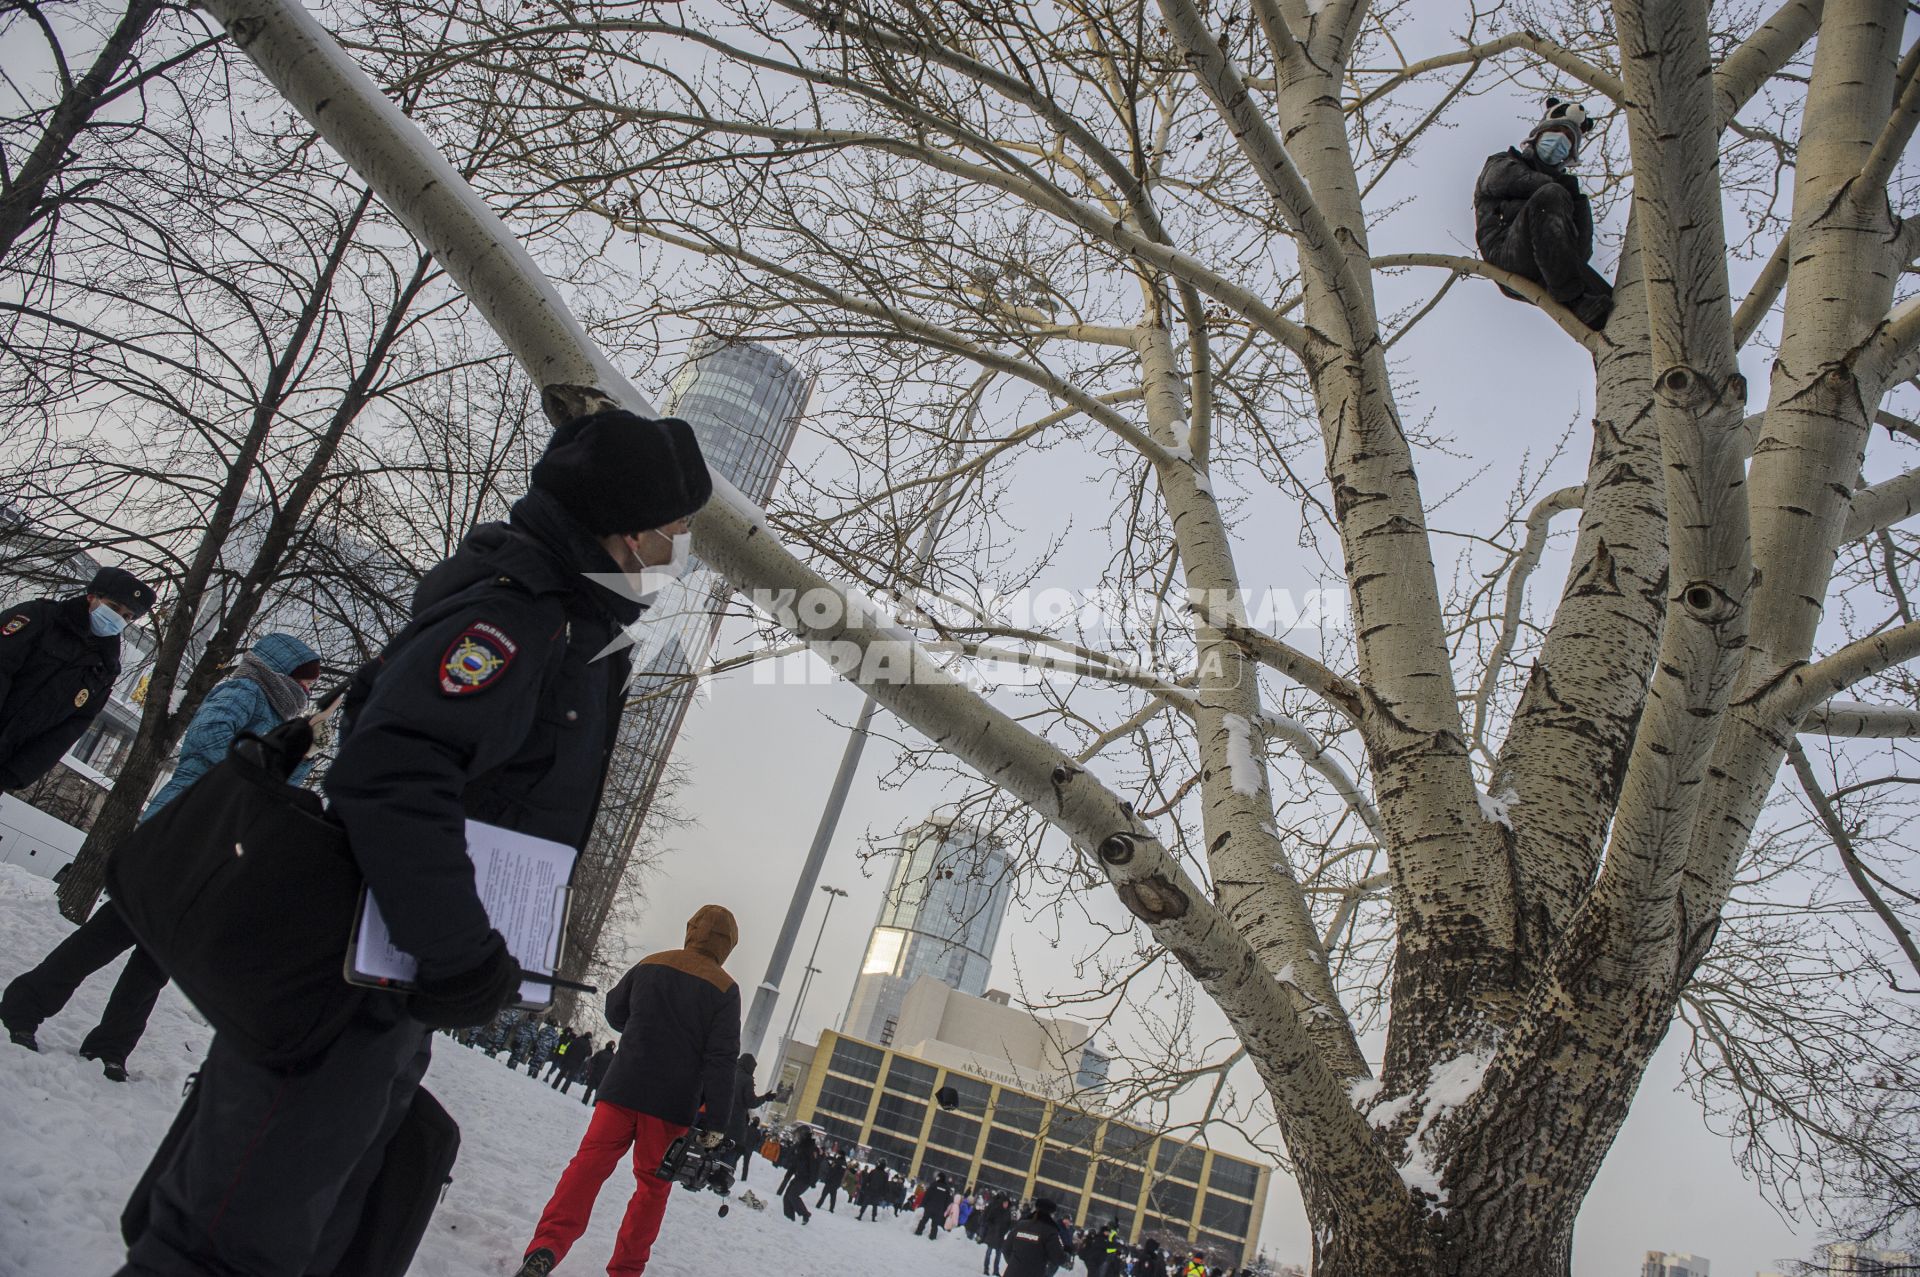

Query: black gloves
408,931,521,1028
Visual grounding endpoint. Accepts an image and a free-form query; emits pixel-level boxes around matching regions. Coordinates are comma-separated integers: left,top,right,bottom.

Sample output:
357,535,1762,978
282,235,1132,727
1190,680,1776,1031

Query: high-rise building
1644,1253,1711,1277
1825,1243,1918,1275
558,338,813,988
843,817,1014,1046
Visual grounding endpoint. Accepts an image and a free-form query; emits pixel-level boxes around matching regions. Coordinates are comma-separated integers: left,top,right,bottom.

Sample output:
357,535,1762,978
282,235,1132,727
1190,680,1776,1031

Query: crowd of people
751,1126,1256,1277
453,1009,618,1103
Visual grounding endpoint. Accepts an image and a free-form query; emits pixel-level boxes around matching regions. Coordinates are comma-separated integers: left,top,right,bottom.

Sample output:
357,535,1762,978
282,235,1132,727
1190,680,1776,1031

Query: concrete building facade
784,1028,1270,1268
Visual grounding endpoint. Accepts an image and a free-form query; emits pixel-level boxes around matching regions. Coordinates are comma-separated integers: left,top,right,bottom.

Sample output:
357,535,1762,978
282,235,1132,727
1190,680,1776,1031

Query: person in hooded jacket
578,1041,615,1106
0,565,154,795
1473,99,1613,330
721,1053,778,1181
2,632,320,1079
115,410,712,1277
516,904,742,1276
529,1017,561,1075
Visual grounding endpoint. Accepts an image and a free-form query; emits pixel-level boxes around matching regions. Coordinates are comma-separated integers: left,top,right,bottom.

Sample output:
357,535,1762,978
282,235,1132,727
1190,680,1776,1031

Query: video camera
655,1134,737,1216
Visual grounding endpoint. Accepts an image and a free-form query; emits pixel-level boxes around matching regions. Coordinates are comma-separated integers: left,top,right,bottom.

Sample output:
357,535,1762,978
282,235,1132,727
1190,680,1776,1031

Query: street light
768,884,847,1093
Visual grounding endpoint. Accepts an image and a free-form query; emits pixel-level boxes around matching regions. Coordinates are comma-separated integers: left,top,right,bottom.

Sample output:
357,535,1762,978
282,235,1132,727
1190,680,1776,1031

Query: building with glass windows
843,817,1014,1046
558,338,814,990
781,1029,1271,1267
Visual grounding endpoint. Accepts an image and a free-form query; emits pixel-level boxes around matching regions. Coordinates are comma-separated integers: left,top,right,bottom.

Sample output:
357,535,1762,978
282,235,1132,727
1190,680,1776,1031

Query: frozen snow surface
0,864,993,1276
1475,787,1516,829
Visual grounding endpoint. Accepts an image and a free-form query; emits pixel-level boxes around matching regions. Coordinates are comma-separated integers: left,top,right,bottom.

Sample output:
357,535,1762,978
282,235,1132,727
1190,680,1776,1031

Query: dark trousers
580,1082,599,1106
1486,184,1611,307
984,1244,1003,1274
0,900,168,1061
116,1007,429,1277
815,1180,839,1210
735,1147,753,1182
782,1181,812,1221
915,1211,942,1239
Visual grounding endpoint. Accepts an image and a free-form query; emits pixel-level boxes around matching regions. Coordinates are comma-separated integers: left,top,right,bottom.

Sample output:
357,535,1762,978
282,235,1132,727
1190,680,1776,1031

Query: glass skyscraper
843,818,1014,1045
558,338,813,989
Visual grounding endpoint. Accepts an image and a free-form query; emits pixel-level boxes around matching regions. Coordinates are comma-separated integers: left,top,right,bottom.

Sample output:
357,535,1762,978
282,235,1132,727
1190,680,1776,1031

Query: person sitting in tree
1474,98,1613,330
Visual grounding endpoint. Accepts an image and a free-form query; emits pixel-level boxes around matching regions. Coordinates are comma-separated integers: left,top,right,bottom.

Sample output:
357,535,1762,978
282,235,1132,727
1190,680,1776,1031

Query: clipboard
344,819,578,1011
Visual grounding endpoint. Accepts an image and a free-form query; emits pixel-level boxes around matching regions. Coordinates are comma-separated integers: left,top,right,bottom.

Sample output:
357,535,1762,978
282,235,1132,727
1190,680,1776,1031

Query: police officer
1002,1198,1071,1277
116,408,712,1277
0,565,154,792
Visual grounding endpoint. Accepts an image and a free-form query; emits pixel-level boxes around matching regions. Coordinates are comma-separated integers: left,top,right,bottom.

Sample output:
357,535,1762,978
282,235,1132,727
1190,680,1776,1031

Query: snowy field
0,865,994,1276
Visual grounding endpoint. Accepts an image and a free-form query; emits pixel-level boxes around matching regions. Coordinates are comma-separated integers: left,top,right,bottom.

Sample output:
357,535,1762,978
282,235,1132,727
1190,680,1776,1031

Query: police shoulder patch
1,614,28,636
439,622,519,696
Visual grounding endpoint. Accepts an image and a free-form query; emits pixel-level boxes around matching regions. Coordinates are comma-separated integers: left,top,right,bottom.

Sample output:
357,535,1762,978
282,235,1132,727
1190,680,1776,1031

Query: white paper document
350,819,576,1005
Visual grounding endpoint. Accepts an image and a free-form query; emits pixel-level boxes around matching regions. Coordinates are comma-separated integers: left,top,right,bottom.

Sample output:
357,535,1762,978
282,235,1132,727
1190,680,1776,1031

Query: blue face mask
89,603,127,637
1534,132,1574,167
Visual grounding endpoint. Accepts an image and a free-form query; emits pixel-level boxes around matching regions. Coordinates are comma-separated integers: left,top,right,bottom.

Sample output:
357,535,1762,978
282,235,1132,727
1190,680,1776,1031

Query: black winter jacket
583,1043,616,1088
784,1138,821,1190
1001,1215,1071,1277
0,596,119,791
919,1182,955,1220
598,905,742,1128
325,489,639,980
1473,148,1593,260
722,1059,779,1144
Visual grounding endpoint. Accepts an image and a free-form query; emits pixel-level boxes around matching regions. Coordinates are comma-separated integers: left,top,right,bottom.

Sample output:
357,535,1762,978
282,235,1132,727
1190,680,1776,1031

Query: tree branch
1788,741,1920,981
1801,699,1920,739
1350,30,1625,114
1769,620,1920,724
1372,253,1603,353
1713,0,1825,129
1472,485,1586,755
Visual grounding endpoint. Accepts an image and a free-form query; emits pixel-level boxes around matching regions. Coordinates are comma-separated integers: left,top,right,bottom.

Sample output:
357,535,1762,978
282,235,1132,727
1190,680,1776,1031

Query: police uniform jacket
325,488,641,982
1001,1215,1070,1277
0,595,120,791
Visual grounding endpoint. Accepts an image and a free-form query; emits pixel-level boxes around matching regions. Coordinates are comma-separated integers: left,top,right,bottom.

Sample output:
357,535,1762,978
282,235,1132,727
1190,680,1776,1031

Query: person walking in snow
542,1026,575,1080
529,1017,561,1075
779,1126,819,1224
552,1032,592,1091
116,409,712,1277
977,1192,1013,1274
486,1007,523,1059
916,1172,956,1240
514,904,742,1277
2,632,321,1080
0,565,154,796
577,1041,615,1106
814,1143,847,1212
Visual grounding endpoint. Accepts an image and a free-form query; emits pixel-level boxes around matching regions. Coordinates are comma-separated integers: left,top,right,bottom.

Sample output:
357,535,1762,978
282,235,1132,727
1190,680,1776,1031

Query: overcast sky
598,13,1874,1273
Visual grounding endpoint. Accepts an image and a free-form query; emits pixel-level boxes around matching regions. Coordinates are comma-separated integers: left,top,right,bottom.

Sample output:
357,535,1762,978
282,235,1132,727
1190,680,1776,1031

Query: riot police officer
116,409,712,1277
0,565,154,792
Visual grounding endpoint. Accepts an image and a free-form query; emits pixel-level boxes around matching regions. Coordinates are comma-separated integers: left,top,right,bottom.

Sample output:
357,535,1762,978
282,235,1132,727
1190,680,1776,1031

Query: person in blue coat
0,632,321,1080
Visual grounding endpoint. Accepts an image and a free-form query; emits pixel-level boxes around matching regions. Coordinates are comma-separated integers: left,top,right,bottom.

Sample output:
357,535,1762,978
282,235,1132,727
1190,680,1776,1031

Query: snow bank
0,864,996,1276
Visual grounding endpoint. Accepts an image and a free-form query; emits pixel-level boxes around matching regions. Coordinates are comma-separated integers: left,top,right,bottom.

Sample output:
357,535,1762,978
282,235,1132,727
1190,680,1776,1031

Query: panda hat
1528,97,1596,159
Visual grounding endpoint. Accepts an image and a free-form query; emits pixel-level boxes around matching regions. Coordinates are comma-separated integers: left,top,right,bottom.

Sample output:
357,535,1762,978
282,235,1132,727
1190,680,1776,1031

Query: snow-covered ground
0,864,990,1276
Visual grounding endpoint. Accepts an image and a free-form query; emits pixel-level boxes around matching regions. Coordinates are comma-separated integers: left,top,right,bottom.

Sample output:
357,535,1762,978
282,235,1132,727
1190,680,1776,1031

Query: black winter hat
88,566,155,617
530,409,713,537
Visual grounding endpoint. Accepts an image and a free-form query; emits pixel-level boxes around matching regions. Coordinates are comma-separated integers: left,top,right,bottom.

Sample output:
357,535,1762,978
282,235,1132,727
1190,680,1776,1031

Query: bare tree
182,0,1920,1271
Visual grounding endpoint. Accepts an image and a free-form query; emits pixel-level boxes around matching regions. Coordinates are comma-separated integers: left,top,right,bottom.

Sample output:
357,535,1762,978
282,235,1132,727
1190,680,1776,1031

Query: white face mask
89,603,128,637
623,528,691,602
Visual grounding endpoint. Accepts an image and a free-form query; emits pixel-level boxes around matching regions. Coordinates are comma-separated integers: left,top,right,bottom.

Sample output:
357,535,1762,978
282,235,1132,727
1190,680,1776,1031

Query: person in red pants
516,906,741,1277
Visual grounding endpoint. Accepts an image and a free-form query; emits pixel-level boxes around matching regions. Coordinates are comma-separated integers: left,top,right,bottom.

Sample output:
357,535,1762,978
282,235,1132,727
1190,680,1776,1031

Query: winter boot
82,1049,127,1082
5,1023,37,1051
514,1249,556,1277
